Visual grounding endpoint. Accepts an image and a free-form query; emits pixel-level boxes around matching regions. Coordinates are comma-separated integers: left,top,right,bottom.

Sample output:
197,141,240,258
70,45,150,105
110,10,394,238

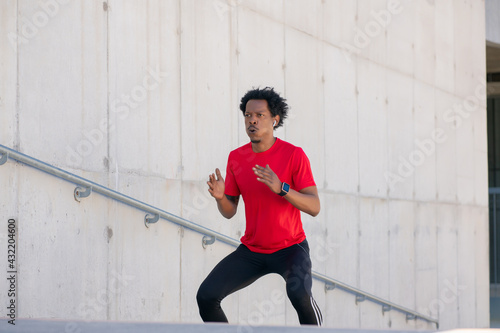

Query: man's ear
273,115,280,127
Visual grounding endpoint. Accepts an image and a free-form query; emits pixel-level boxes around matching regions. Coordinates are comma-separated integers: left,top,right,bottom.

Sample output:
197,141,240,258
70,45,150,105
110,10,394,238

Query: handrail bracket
406,313,417,321
325,283,336,292
144,213,160,228
355,294,366,305
202,235,216,249
0,153,7,165
74,186,92,202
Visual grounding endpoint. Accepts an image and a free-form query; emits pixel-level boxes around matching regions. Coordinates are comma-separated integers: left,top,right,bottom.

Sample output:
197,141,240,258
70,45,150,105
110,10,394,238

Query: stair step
10,318,437,333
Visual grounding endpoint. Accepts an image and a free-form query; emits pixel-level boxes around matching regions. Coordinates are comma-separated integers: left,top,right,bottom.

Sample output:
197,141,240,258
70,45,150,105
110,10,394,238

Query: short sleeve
291,147,316,191
224,152,241,197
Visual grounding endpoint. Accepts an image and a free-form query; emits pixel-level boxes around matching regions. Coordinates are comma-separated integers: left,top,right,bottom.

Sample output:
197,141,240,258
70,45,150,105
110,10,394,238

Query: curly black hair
239,87,288,129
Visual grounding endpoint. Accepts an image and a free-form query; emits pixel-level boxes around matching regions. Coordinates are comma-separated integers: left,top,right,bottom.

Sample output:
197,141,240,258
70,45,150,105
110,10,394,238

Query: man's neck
251,136,277,153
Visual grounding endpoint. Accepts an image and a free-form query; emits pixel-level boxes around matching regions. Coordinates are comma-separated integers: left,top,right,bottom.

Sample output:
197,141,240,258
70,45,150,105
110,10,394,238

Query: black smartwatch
279,182,290,196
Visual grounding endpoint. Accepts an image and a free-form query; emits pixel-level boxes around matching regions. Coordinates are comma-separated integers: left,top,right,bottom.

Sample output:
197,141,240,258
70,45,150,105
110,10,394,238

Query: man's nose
248,116,257,124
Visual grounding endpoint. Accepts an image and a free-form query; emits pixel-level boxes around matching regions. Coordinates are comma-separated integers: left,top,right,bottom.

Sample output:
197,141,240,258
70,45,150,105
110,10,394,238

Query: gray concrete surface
2,318,436,333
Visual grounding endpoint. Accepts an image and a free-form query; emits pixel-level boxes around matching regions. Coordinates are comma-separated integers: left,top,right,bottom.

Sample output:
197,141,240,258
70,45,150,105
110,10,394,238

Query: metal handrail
0,144,438,328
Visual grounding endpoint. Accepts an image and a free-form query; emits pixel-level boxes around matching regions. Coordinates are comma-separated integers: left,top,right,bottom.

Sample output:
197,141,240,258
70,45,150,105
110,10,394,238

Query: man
196,87,322,326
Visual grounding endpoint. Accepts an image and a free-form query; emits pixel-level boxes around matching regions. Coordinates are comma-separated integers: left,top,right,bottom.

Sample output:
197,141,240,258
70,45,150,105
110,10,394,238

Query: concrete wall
486,0,500,45
0,0,489,330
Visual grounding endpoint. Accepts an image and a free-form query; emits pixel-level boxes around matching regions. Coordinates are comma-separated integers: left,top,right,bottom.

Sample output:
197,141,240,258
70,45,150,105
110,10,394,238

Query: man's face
244,99,277,144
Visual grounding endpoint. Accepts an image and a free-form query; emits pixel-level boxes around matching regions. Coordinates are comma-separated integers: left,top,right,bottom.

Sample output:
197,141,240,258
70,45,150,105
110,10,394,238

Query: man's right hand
207,168,225,200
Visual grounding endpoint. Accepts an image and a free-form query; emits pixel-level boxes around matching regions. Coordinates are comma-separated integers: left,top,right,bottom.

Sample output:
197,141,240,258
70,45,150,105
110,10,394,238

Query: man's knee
196,283,219,308
196,285,210,306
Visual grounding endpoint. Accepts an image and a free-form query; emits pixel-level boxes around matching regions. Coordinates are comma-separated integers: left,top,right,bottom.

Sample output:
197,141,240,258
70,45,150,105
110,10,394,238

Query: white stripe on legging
310,297,322,326
315,298,323,325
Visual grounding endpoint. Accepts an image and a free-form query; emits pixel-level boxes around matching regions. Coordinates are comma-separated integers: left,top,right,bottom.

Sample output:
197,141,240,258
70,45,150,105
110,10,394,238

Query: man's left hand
253,164,282,194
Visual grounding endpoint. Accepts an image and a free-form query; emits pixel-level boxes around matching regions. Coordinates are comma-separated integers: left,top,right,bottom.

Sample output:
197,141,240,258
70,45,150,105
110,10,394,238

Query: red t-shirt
224,138,316,253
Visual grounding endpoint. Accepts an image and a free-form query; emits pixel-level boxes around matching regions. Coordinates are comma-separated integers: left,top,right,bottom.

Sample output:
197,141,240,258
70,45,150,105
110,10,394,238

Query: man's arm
253,164,320,217
207,168,239,219
216,194,239,219
282,186,320,217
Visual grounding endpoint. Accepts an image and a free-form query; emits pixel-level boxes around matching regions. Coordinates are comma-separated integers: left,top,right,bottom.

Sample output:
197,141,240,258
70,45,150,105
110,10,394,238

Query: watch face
282,182,290,192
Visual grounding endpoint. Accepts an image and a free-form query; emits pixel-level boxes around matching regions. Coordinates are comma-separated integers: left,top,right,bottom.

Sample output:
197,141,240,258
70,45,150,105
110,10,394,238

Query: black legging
196,239,322,326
